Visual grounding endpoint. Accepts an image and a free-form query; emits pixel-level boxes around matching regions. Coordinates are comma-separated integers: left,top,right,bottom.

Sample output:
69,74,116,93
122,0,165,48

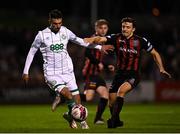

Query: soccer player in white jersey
22,9,114,129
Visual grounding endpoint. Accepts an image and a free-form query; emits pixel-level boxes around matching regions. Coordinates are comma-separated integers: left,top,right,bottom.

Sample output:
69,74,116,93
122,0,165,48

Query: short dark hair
49,9,63,19
95,19,109,27
121,17,136,28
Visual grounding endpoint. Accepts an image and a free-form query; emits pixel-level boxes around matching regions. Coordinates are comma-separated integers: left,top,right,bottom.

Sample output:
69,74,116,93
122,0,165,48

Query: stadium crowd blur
0,0,179,89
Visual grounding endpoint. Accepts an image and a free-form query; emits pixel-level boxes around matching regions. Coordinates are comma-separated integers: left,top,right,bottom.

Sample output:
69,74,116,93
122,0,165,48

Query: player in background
82,19,115,124
22,9,114,129
84,17,171,128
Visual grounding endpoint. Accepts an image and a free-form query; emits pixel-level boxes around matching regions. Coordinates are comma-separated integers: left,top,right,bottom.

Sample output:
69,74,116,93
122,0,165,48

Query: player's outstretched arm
150,48,171,78
84,36,114,54
84,36,107,44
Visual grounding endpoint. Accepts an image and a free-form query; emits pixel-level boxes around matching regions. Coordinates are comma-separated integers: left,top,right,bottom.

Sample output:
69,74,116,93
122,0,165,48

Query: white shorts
44,72,79,95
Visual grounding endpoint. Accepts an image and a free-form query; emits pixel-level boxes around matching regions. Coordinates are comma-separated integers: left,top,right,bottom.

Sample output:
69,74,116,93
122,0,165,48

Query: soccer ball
71,104,88,122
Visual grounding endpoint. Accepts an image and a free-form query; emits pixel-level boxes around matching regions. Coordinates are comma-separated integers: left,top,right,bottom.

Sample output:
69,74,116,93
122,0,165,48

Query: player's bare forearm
84,36,107,44
152,49,164,71
151,49,171,78
94,36,107,43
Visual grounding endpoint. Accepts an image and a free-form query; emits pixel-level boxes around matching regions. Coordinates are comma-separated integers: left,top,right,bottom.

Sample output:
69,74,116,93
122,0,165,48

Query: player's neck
126,33,133,39
49,27,59,34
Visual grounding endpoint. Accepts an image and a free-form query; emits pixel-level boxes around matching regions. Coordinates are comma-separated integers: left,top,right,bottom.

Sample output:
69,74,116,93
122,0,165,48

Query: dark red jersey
106,33,153,72
82,48,102,78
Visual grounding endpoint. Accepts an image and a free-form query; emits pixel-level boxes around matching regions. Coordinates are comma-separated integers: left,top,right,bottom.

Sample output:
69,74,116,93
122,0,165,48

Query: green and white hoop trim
71,89,80,95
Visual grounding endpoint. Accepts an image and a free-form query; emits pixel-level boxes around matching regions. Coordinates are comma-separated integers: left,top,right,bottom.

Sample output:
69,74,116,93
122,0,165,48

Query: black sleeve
141,37,154,52
106,34,118,46
85,48,100,65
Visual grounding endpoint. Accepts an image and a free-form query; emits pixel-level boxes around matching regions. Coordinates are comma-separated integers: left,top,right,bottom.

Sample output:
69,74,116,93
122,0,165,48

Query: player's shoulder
36,27,50,36
61,26,69,31
40,27,50,33
133,34,147,42
106,33,121,38
60,26,67,30
133,34,142,39
31,27,50,40
60,26,73,34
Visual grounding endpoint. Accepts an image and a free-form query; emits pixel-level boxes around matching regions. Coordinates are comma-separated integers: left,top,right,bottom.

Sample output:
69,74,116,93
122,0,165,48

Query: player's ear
48,19,51,25
95,26,98,32
132,27,135,32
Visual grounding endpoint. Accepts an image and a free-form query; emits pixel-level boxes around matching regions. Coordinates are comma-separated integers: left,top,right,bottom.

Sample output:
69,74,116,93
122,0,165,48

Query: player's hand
101,45,114,54
160,70,172,78
22,74,29,84
108,65,115,72
98,63,104,71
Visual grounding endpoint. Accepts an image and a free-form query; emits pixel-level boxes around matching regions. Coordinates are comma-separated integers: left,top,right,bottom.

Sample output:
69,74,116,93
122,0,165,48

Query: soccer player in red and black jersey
82,19,115,124
84,17,171,128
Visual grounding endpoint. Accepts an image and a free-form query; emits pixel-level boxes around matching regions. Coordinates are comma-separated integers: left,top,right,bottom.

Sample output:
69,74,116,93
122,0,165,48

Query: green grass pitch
0,103,180,133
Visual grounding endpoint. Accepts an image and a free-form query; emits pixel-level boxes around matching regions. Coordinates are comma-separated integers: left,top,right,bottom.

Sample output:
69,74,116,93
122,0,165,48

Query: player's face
95,24,108,36
49,18,62,33
121,22,135,39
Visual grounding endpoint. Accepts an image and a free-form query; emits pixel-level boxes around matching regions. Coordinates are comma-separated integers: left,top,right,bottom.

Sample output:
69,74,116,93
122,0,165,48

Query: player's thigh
45,75,66,92
94,75,108,98
118,75,140,96
85,89,95,101
117,82,132,96
96,86,108,99
65,73,79,96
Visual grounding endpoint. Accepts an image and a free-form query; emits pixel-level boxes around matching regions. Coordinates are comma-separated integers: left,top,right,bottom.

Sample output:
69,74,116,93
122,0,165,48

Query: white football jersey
35,26,75,75
23,26,98,76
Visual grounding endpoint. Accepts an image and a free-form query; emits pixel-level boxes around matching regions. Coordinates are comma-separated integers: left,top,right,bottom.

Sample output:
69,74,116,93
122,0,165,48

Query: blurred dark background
0,0,179,103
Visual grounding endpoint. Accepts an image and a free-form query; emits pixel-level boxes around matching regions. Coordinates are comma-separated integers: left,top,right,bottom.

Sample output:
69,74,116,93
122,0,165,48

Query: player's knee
117,90,126,97
84,89,95,101
117,82,132,97
60,87,73,99
97,86,109,99
86,96,93,101
100,93,108,99
86,94,93,101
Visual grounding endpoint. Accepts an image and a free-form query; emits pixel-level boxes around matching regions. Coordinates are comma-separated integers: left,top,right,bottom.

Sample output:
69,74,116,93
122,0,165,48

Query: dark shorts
84,75,106,90
109,70,140,93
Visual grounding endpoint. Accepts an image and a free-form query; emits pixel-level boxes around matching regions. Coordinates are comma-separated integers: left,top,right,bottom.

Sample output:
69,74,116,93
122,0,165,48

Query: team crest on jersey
61,34,66,40
133,40,138,47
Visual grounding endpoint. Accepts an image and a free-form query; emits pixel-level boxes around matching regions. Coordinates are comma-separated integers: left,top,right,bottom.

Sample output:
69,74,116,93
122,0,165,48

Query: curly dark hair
121,17,136,28
49,9,63,19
